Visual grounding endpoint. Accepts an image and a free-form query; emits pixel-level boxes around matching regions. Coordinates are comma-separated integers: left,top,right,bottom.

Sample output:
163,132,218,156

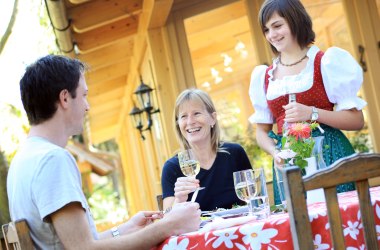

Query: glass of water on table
234,168,270,219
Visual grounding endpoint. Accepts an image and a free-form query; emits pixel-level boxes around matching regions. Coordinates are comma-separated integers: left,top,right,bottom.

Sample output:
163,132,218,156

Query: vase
304,156,325,204
303,156,317,177
312,136,327,170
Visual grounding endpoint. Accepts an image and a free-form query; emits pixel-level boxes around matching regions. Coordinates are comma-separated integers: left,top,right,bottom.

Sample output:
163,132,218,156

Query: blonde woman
161,88,252,211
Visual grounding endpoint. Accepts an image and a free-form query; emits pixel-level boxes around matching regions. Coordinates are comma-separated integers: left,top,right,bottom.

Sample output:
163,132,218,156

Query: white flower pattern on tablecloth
376,204,380,219
211,227,239,249
376,225,380,240
343,221,360,240
309,210,326,222
162,237,189,250
239,222,278,249
347,244,365,250
313,234,329,250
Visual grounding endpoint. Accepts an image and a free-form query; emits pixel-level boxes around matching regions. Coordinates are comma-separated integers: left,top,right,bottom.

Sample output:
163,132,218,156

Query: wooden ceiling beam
89,99,122,116
86,60,129,85
69,0,143,33
187,16,249,51
88,76,126,96
88,86,125,104
149,0,174,28
184,1,245,34
90,125,118,145
78,38,134,69
74,16,139,53
89,110,120,131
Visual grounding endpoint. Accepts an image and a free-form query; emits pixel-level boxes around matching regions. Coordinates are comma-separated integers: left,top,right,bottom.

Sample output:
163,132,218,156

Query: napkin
199,215,257,233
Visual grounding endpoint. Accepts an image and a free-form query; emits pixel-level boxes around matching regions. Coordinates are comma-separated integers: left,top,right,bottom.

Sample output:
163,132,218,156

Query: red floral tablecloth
155,187,380,250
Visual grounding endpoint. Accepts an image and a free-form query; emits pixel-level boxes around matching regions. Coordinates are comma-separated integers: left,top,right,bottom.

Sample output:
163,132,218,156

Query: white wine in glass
178,149,201,177
178,149,203,197
233,169,257,214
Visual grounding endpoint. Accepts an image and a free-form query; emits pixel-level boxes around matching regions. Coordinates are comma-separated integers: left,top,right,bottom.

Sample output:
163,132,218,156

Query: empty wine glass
233,169,257,215
178,149,204,197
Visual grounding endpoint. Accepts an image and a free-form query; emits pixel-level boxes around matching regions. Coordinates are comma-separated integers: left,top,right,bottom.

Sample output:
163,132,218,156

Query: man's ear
59,89,69,108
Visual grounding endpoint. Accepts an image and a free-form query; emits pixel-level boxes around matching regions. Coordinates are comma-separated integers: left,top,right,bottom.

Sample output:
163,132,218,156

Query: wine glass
178,149,204,196
233,169,257,215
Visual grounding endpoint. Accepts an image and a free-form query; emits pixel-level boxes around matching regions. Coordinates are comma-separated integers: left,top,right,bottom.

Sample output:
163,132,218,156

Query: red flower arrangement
278,122,319,169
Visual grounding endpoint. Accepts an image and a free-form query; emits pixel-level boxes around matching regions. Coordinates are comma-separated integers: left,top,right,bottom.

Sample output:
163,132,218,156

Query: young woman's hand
283,102,313,123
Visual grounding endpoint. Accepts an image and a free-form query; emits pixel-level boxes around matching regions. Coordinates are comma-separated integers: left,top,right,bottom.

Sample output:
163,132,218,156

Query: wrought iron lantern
129,76,160,140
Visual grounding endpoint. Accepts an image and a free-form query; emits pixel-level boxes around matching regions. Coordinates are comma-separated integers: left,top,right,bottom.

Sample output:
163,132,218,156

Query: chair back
1,219,33,250
281,153,380,250
156,194,163,211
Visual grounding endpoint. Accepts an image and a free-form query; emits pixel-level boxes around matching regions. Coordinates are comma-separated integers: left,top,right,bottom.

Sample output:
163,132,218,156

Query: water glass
274,165,287,212
248,168,270,220
233,169,256,215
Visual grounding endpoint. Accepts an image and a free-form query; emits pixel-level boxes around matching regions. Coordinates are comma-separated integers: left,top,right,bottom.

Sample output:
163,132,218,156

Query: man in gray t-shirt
7,55,201,249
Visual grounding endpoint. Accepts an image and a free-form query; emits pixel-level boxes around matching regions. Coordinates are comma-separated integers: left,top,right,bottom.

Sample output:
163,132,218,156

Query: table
155,187,380,250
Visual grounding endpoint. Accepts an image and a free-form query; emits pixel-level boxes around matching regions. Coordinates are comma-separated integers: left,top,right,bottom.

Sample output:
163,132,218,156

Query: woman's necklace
279,54,308,67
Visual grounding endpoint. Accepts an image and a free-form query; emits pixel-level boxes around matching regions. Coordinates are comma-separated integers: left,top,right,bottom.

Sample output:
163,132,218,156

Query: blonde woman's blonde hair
173,88,222,153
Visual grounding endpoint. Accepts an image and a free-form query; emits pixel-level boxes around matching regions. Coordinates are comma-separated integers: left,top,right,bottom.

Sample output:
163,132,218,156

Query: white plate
202,206,248,217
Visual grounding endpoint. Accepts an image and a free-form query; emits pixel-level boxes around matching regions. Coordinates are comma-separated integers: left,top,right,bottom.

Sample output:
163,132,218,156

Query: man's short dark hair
20,55,86,125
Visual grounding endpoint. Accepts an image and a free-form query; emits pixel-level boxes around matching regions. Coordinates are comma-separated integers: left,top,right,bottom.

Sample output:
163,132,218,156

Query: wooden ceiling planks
74,16,139,53
78,38,133,70
69,0,143,33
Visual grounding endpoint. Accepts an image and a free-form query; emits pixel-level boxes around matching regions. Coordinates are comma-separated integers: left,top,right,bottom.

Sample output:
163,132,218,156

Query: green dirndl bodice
271,124,356,205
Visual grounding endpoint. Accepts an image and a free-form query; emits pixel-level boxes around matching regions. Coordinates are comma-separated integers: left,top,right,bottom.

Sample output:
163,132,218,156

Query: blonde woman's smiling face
177,99,216,146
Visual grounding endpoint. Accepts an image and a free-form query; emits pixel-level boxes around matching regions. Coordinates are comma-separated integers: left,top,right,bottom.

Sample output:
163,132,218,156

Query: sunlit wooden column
146,27,180,159
244,0,273,65
118,112,155,214
342,0,380,152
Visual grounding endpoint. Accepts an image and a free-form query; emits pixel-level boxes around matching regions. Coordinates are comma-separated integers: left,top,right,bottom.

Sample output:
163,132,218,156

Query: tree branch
0,0,19,54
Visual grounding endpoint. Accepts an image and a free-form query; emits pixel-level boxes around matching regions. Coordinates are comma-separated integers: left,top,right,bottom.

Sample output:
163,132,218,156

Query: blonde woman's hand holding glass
173,176,200,203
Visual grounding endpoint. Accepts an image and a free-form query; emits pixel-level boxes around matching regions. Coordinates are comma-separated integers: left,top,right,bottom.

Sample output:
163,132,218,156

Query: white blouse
248,45,367,124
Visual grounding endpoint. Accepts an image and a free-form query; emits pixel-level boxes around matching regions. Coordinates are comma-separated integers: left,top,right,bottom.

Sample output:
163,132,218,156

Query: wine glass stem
247,199,254,215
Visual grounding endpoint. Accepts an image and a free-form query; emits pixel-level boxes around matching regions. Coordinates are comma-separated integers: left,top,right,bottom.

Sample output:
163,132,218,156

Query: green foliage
283,136,315,169
88,176,127,223
0,150,10,233
231,125,273,181
345,126,372,153
281,122,319,169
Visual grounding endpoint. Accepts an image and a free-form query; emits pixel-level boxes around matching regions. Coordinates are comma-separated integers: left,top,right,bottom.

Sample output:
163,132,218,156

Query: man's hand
161,202,201,235
120,211,164,233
